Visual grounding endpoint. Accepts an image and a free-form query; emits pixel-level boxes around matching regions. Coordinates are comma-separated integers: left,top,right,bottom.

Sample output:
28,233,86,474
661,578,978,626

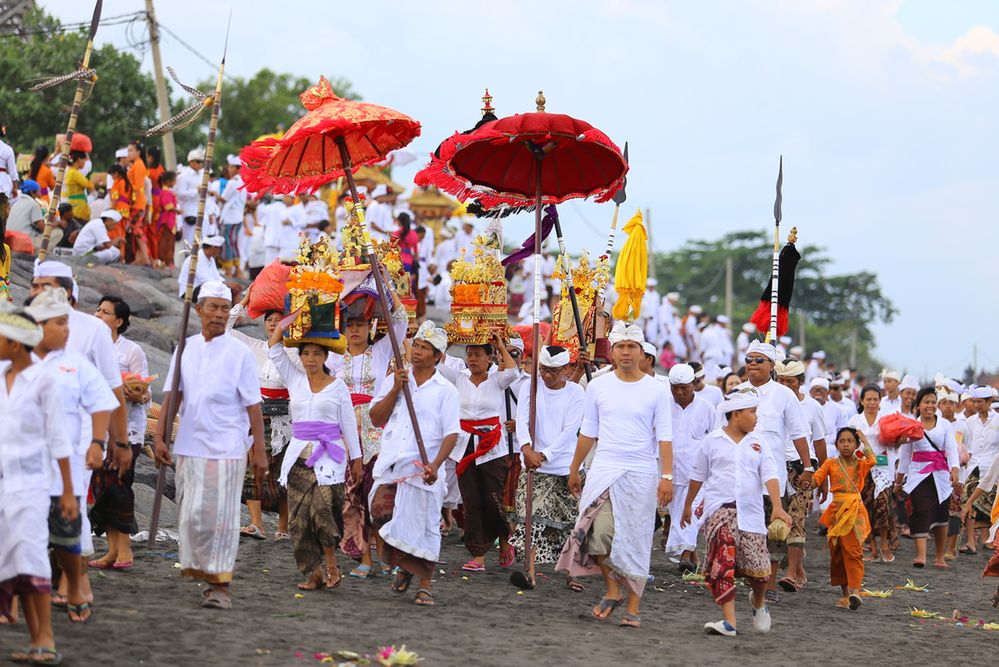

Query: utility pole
849,329,857,369
146,0,176,170
645,207,656,282
724,256,733,323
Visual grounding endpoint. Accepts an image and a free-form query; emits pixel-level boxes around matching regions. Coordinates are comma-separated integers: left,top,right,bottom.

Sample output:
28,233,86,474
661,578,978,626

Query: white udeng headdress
415,320,448,353
608,321,644,345
539,346,571,368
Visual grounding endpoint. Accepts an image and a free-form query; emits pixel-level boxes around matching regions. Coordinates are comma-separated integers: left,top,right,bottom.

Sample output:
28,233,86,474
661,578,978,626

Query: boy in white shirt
72,210,122,264
684,389,791,637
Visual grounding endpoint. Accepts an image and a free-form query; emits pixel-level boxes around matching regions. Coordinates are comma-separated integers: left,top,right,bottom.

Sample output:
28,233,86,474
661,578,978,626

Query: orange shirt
128,160,147,212
34,163,56,193
148,164,164,189
110,178,132,216
813,450,877,543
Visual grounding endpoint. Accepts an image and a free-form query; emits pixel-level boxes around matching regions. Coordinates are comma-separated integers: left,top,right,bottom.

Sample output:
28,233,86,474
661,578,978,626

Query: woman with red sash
328,294,408,578
438,333,519,571
227,290,292,540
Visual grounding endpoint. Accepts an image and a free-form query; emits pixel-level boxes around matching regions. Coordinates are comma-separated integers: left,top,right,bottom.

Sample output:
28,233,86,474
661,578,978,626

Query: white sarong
176,456,246,583
370,474,444,564
0,488,51,583
666,482,703,554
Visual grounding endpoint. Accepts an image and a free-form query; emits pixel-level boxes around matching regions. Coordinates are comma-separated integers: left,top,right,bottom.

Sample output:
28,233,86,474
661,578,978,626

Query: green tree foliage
171,70,359,162
0,8,157,166
652,230,896,375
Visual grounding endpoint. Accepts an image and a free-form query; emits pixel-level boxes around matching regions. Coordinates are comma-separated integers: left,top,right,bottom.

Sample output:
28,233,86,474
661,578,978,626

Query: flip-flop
836,597,851,609
959,545,977,555
25,647,61,665
881,554,895,563
912,560,925,568
461,560,486,572
777,578,798,593
10,647,31,663
50,595,67,609
619,613,641,628
201,589,232,610
67,603,91,624
391,571,413,594
565,578,585,593
240,525,266,540
848,594,863,610
499,544,515,568
112,561,133,571
933,562,950,570
87,559,114,570
325,567,343,590
349,564,372,579
273,531,290,541
414,589,435,606
591,596,624,621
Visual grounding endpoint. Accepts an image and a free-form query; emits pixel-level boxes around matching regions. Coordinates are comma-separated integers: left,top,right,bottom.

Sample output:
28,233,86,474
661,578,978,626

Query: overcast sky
41,0,999,377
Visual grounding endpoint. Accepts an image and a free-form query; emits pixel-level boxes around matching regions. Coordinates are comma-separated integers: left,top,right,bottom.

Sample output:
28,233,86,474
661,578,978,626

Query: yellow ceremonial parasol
611,209,648,321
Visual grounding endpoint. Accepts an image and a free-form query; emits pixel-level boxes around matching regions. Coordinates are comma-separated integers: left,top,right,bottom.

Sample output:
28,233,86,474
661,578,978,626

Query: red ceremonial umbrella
240,77,429,465
414,92,627,588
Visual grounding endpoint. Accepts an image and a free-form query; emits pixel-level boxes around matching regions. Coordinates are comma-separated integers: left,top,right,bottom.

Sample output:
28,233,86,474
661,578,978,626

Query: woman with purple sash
267,323,362,591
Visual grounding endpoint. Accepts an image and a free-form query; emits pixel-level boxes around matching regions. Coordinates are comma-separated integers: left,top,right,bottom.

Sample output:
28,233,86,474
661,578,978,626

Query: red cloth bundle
248,261,292,319
878,413,924,448
512,322,551,359
4,230,34,255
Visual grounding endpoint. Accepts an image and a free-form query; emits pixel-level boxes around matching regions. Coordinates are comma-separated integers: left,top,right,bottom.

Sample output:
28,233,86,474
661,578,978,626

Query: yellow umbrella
611,209,648,321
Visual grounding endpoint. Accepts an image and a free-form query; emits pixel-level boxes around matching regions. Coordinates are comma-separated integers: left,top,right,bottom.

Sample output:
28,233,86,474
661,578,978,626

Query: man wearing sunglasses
742,340,811,605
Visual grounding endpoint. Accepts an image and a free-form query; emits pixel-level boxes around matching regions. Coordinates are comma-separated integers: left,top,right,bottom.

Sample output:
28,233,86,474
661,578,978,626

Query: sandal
325,567,342,590
462,560,486,572
50,595,67,609
273,531,290,541
765,590,780,605
619,613,641,628
591,596,624,621
349,564,373,579
67,602,91,623
240,525,266,540
112,560,133,571
565,578,585,593
297,569,325,591
848,594,863,610
10,648,31,663
391,570,413,594
414,589,435,606
959,545,977,555
87,559,114,570
777,577,798,593
836,596,851,609
912,560,925,568
881,553,895,563
499,544,515,568
25,647,61,665
201,588,232,610
932,562,950,570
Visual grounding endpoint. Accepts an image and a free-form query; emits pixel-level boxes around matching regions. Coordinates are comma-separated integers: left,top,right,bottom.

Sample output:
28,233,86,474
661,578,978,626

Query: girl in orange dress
106,165,132,256
811,426,876,611
126,141,150,265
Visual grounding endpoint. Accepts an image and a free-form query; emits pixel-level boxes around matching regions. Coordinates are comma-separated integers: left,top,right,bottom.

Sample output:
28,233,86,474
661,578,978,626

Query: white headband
722,388,761,412
777,360,805,377
508,337,525,353
810,377,830,390
33,260,73,279
25,286,72,322
668,363,694,385
609,321,644,346
641,341,657,357
539,346,571,368
415,320,448,353
197,280,232,303
746,339,776,362
0,308,43,347
971,386,993,399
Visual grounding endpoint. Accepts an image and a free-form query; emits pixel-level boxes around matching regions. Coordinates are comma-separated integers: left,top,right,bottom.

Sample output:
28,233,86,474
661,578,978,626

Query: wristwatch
802,466,815,473
660,473,673,482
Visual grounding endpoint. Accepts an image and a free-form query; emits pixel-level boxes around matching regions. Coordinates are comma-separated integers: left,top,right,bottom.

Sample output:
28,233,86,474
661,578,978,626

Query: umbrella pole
515,155,544,589
37,0,102,261
147,49,227,548
551,216,591,381
335,137,428,467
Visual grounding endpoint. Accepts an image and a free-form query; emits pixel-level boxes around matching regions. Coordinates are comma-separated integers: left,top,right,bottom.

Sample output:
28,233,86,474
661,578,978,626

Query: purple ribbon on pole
501,205,558,266
292,421,345,467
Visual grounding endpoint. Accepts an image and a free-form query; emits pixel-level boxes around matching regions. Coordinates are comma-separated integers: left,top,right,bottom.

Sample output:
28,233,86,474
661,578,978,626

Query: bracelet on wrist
91,438,106,449
114,441,131,449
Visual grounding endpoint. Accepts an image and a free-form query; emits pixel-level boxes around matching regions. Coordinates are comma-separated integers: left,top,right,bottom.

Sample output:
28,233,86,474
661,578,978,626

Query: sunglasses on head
744,356,770,365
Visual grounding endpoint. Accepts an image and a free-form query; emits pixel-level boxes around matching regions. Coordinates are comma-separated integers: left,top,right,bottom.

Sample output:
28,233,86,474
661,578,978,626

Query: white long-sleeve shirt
219,174,247,225
174,165,203,219
689,428,779,535
966,412,999,479
0,361,74,494
898,418,960,504
515,381,585,475
268,344,360,487
670,394,715,485
744,379,810,494
177,250,224,296
437,363,519,465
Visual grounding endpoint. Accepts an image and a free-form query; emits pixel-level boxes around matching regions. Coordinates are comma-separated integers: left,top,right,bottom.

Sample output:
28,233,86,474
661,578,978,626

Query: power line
0,12,145,37
157,20,233,80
